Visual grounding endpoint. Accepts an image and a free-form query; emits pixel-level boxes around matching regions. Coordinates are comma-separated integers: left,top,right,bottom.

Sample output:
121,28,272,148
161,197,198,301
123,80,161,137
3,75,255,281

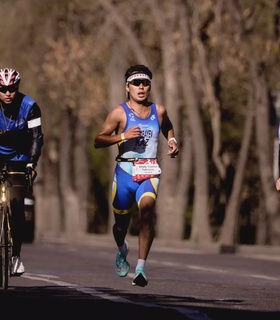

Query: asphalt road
1,235,280,320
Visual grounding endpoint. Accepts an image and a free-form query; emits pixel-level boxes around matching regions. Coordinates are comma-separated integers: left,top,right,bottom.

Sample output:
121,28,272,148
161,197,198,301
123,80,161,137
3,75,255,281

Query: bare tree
252,61,280,245
220,87,254,246
37,1,109,241
144,0,185,239
219,0,280,246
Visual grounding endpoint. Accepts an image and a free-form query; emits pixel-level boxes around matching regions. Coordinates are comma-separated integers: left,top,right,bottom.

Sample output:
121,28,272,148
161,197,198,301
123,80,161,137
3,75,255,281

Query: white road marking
149,259,280,281
22,272,213,320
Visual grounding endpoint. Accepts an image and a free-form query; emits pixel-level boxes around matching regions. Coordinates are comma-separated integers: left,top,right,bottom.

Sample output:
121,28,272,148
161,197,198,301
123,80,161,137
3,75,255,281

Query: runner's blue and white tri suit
112,102,161,215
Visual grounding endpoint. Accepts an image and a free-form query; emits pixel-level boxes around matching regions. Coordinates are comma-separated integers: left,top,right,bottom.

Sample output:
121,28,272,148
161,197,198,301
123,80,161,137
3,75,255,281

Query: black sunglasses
0,85,18,93
129,79,151,87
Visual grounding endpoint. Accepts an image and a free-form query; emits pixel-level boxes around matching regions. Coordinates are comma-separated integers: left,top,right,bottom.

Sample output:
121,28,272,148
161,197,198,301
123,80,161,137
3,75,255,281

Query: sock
136,259,146,271
118,242,127,255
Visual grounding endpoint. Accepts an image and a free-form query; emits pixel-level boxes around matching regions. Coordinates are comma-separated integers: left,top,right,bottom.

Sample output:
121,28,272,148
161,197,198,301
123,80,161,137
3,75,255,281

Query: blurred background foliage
1,0,280,246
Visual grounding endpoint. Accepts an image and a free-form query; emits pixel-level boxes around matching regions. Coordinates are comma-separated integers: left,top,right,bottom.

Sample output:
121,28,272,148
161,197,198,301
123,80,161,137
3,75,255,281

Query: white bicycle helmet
0,68,21,86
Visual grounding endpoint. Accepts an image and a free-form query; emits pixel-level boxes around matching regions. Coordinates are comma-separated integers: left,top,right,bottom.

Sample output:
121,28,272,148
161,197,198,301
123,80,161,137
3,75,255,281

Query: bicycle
0,163,36,290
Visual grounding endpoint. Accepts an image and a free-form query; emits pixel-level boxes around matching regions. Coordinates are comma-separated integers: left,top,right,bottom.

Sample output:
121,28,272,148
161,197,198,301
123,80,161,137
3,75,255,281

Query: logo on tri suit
129,113,136,122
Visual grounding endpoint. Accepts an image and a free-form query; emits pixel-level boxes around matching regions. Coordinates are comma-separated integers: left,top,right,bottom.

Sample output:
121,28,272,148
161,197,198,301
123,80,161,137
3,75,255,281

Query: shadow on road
0,286,279,320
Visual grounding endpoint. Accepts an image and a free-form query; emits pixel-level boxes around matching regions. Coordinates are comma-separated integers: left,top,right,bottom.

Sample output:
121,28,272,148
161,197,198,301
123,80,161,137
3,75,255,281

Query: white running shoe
132,266,148,287
11,256,25,276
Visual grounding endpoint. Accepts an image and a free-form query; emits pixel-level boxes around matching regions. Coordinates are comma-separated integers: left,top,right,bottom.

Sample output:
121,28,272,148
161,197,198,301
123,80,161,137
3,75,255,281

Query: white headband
126,73,151,83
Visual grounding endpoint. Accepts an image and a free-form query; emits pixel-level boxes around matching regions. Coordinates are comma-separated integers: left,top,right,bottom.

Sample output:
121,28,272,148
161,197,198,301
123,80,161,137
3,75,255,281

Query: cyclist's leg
8,162,26,275
10,193,25,257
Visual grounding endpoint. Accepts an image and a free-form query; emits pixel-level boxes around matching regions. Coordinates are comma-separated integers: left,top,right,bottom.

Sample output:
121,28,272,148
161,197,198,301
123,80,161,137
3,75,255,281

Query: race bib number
132,158,161,182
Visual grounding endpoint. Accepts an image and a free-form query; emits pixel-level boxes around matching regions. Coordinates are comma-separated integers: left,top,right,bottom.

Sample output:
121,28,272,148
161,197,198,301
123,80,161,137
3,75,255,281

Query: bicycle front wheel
0,203,9,290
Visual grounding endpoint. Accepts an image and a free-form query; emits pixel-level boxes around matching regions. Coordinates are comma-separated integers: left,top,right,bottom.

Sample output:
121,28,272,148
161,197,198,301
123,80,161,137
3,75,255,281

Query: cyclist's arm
27,103,44,167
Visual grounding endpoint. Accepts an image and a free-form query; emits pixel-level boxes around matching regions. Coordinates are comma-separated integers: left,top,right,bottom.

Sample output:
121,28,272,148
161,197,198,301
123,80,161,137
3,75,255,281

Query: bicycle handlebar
0,165,37,194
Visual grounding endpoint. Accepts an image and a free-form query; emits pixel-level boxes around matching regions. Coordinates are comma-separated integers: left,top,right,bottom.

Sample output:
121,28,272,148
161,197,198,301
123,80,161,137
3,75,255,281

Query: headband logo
126,73,151,83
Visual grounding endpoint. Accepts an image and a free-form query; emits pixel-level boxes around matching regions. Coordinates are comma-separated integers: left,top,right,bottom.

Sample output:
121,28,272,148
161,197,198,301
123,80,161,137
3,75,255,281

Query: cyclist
0,68,44,276
94,64,179,286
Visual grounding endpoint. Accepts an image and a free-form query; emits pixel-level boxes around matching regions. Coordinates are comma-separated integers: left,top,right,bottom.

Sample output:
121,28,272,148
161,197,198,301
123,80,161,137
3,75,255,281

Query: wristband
168,137,177,144
121,133,125,141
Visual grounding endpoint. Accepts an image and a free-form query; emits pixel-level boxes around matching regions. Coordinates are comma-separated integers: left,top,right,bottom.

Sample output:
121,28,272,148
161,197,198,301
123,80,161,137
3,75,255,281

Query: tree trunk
35,101,62,242
74,119,90,234
59,112,82,242
220,85,254,246
147,0,186,240
178,1,212,243
253,61,280,245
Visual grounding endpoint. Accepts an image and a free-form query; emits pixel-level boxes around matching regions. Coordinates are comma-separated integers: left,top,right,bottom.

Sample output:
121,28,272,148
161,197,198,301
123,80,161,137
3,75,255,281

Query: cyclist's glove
26,163,35,169
25,163,36,195
25,163,33,180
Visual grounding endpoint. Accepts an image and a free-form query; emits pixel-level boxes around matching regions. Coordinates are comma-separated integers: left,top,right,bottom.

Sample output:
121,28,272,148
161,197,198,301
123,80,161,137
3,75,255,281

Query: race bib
132,158,161,182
